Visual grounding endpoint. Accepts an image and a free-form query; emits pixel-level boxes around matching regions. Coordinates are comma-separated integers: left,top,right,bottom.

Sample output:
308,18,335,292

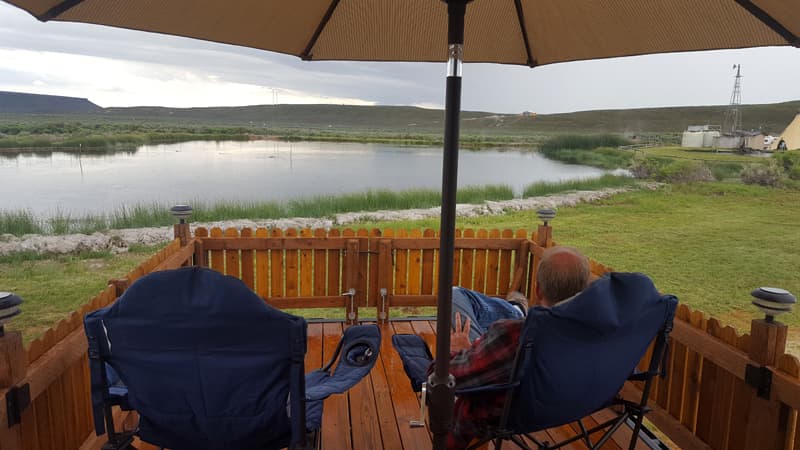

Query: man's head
535,246,590,306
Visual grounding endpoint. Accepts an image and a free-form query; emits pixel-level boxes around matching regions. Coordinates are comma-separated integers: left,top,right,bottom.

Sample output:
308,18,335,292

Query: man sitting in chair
441,246,591,449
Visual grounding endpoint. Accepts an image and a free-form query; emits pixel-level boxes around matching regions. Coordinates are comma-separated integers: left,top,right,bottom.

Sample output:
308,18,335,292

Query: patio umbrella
4,0,797,447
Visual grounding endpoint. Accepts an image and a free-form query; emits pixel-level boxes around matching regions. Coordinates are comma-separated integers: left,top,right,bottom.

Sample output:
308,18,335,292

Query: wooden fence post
743,315,790,449
536,223,551,249
170,204,193,247
345,239,360,325
529,208,555,304
0,295,28,450
109,278,130,298
173,223,190,247
377,239,393,324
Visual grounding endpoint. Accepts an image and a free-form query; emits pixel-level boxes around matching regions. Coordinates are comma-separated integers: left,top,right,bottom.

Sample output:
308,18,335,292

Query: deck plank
345,324,385,450
321,323,351,450
121,320,659,450
367,324,405,450
383,322,433,449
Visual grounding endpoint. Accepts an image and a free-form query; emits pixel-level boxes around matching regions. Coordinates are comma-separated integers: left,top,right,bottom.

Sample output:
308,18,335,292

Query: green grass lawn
3,182,799,352
357,182,800,347
638,146,771,163
0,245,167,342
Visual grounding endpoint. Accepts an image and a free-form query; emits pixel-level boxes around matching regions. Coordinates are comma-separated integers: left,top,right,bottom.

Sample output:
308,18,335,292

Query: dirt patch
84,259,109,271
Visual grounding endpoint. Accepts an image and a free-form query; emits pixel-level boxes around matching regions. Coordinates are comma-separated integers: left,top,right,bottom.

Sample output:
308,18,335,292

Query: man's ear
535,283,543,305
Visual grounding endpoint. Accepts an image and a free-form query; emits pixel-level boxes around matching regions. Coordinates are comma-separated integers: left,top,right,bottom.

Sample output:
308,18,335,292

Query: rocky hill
0,91,102,114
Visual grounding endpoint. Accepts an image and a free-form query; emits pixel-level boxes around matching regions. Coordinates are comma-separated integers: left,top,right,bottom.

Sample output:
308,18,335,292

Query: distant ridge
103,101,800,134
2,90,798,133
0,91,101,114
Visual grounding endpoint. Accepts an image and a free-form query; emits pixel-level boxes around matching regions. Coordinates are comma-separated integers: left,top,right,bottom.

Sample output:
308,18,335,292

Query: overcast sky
1,2,799,114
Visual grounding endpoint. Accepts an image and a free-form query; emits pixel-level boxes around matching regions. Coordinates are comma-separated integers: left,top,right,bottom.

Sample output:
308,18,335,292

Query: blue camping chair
84,266,380,450
393,272,677,450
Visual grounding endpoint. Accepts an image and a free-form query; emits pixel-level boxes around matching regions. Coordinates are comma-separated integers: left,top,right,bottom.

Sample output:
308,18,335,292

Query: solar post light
170,204,193,246
170,204,193,224
537,208,556,226
751,287,796,323
0,292,23,337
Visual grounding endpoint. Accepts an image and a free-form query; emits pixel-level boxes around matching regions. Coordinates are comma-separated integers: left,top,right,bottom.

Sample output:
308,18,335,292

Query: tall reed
0,210,43,235
522,174,636,198
1,185,515,236
537,134,633,169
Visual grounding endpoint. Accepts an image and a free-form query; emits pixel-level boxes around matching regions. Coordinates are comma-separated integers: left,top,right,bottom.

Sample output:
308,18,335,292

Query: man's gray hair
536,246,590,304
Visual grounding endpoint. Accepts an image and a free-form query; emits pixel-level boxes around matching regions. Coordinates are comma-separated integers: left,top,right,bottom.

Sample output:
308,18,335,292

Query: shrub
789,166,800,181
657,160,714,183
741,162,784,187
629,157,713,183
629,157,659,179
709,163,743,181
774,152,800,180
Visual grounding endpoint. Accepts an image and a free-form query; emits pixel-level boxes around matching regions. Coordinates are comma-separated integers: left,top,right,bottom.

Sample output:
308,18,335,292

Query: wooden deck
128,320,656,450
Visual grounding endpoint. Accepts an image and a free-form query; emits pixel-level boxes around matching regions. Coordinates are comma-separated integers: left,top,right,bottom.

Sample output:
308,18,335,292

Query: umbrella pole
430,1,469,448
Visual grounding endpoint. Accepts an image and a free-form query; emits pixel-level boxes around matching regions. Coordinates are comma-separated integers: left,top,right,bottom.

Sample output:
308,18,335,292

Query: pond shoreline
0,185,658,256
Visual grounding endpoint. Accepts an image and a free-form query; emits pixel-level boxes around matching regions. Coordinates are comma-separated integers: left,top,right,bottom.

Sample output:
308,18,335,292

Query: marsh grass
522,174,636,198
0,210,42,235
1,185,515,236
0,124,251,149
538,134,632,152
537,134,634,169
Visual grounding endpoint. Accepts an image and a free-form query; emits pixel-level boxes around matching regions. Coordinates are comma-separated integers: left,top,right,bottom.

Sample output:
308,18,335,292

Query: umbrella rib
734,0,799,46
37,0,86,21
301,0,342,60
513,0,538,67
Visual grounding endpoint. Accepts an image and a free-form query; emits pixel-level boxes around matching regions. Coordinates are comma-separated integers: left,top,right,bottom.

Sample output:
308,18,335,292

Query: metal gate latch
745,364,772,399
6,383,30,426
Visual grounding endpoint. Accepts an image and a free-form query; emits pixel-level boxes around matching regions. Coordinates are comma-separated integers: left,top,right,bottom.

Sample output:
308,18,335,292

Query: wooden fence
1,223,799,450
623,304,800,450
193,226,556,322
0,239,193,450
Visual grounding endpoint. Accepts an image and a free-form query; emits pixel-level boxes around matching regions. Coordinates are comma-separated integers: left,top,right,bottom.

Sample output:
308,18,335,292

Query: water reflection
1,140,605,217
0,147,140,159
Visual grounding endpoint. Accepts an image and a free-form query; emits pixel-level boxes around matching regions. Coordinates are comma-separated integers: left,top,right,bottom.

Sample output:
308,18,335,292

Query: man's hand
451,312,472,352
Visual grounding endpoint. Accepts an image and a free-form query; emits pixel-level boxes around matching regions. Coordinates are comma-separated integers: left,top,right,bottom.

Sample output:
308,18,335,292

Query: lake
1,140,605,217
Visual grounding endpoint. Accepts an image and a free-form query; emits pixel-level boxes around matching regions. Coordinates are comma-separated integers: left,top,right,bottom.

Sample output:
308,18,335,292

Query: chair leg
628,413,645,450
524,433,549,450
289,429,320,450
508,434,533,450
100,436,136,450
591,412,630,450
101,404,136,450
494,435,504,449
410,383,427,428
577,419,593,448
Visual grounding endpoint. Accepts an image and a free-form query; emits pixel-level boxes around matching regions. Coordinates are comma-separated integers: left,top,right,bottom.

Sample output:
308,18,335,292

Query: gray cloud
1,2,798,113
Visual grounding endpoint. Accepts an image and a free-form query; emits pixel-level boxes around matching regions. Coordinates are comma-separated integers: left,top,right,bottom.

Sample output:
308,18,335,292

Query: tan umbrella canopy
4,0,798,65
4,0,797,447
